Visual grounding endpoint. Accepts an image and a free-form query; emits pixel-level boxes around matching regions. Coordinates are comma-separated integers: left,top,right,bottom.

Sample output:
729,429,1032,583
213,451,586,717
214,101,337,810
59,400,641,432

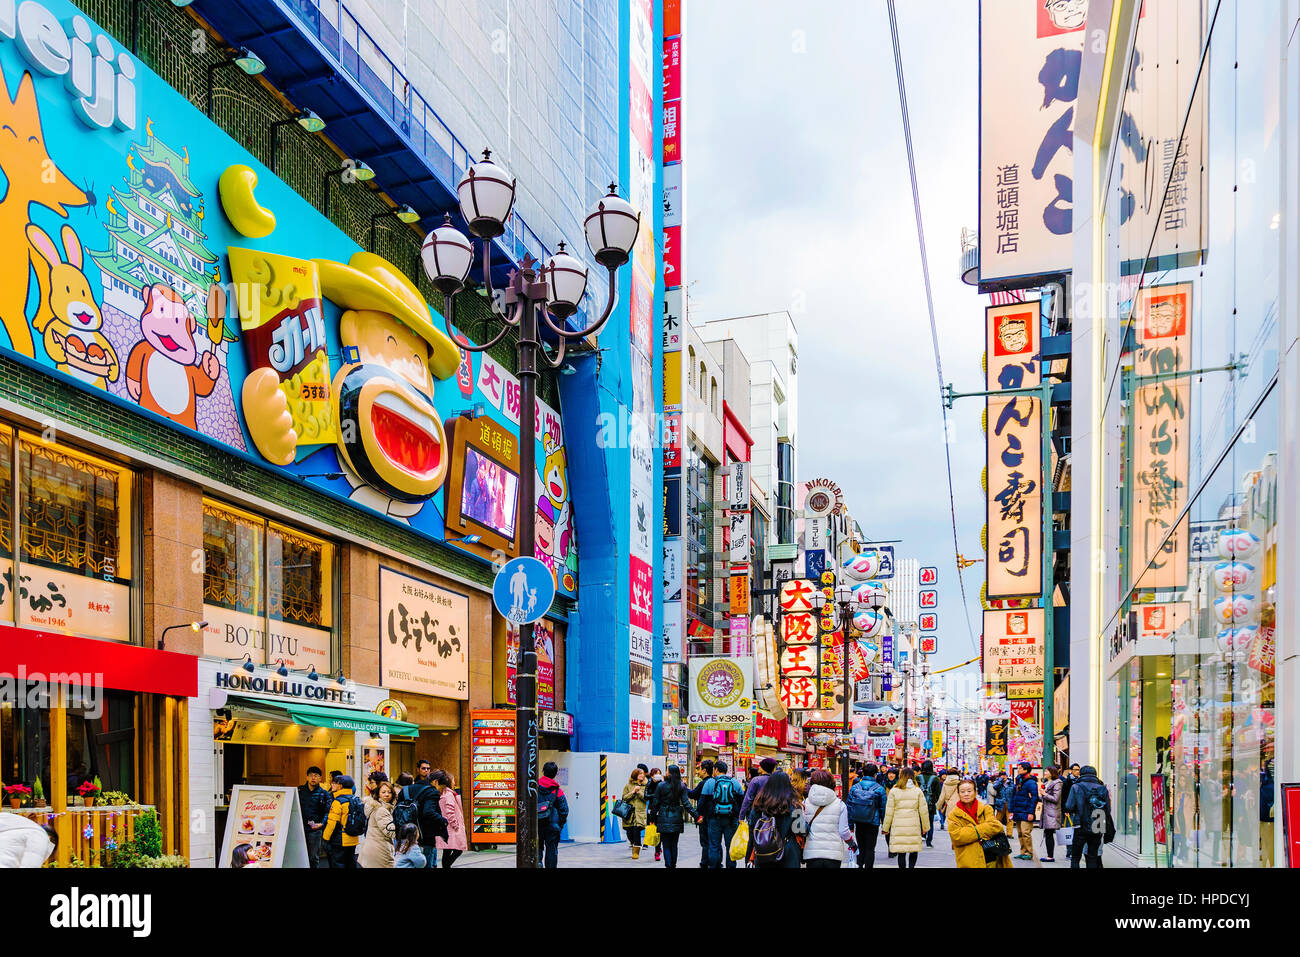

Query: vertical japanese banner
1131,283,1191,591
627,0,659,751
777,579,819,711
986,302,1042,599
661,0,687,742
979,0,1085,286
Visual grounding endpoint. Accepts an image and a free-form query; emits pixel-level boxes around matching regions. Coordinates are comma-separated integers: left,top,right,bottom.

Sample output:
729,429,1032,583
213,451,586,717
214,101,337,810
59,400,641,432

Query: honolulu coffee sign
214,670,356,705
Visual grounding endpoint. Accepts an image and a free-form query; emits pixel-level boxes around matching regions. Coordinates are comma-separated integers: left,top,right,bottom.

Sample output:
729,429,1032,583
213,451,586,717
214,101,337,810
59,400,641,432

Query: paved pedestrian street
450,822,1125,868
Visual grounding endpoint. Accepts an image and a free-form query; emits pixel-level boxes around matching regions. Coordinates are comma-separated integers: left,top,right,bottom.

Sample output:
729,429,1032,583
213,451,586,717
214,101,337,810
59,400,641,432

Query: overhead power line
885,0,979,657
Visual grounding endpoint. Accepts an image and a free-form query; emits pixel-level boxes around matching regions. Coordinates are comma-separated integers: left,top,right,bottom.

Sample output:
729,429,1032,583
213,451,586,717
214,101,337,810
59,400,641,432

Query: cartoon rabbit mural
0,70,89,356
25,223,119,390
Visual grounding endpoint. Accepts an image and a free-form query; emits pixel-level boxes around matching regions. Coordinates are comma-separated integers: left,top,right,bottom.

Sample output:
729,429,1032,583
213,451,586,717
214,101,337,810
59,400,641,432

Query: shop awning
225,696,418,736
0,623,197,698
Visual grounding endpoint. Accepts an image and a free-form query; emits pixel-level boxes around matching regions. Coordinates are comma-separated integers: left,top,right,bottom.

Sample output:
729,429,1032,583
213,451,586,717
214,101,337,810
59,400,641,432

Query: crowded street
0,1,1295,934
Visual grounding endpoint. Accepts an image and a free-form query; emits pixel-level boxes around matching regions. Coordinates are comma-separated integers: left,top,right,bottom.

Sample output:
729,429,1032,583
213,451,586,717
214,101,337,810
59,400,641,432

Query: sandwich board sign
219,785,310,867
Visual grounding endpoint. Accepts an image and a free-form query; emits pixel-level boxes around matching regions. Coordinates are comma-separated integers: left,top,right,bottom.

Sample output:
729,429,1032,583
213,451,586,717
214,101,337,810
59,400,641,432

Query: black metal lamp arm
537,264,619,341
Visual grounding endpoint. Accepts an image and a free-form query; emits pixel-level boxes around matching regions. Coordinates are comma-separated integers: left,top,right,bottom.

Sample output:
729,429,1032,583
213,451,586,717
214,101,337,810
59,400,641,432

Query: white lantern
583,183,640,268
1217,528,1261,560
1212,560,1257,593
841,552,880,583
421,215,474,295
541,242,589,319
457,149,516,239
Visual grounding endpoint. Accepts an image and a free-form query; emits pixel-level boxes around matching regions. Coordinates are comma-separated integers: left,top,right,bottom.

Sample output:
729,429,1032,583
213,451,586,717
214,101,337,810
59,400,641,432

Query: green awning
226,695,418,736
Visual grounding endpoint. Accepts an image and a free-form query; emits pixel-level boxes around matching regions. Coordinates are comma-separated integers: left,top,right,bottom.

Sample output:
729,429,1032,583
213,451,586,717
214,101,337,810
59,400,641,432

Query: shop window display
0,425,133,642
201,498,335,671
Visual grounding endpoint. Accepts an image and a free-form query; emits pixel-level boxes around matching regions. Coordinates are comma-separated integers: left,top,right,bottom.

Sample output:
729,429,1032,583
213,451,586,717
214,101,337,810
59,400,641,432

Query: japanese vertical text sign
1131,283,1191,591
470,709,517,844
979,0,1085,287
986,302,1042,598
982,608,1046,683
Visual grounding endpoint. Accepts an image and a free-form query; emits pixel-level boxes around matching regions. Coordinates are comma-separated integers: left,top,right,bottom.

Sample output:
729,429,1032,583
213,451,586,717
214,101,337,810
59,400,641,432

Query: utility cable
886,0,978,656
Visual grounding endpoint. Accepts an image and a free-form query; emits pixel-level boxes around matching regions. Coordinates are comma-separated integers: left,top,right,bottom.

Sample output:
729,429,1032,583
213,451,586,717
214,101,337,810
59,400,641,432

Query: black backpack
392,786,421,837
537,785,562,833
343,795,367,837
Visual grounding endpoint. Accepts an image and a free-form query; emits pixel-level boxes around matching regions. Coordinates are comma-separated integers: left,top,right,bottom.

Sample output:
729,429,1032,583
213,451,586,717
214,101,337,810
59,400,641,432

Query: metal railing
280,0,550,270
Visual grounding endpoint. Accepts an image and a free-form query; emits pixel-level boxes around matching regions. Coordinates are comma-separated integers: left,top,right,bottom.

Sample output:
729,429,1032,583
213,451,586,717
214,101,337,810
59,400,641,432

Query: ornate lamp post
421,150,639,868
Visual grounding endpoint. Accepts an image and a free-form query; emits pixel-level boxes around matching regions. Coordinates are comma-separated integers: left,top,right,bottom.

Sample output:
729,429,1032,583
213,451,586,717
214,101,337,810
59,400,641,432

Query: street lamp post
421,151,640,868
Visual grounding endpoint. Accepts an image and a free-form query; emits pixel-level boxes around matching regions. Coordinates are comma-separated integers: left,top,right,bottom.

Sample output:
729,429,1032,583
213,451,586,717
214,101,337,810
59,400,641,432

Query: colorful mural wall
0,0,576,595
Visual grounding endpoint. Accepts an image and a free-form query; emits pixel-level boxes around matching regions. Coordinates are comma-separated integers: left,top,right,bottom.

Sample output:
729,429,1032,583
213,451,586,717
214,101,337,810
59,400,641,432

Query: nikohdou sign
0,0,578,602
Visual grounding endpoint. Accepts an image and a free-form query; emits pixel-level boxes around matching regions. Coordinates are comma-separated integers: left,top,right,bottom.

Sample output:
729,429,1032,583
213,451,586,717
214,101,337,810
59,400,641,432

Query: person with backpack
1064,765,1113,868
432,770,467,868
744,770,804,868
845,761,887,867
701,760,743,868
321,773,361,868
396,762,447,868
537,760,569,868
647,764,694,868
917,760,940,847
802,768,857,868
1009,761,1040,860
882,767,929,868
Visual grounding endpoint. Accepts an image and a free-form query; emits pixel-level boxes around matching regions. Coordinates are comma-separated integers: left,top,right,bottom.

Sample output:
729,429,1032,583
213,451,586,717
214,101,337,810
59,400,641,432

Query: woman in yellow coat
948,778,1013,868
882,768,930,868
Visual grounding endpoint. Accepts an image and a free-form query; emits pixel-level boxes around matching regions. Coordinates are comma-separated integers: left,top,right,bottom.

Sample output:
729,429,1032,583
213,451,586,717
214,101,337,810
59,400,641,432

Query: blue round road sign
493,557,556,625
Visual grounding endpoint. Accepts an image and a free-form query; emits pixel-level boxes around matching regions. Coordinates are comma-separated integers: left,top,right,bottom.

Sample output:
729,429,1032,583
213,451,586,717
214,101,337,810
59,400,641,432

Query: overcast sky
685,0,986,675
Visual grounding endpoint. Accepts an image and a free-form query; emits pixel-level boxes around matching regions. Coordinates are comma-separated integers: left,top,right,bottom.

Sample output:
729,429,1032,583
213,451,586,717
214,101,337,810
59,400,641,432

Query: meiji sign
0,0,137,130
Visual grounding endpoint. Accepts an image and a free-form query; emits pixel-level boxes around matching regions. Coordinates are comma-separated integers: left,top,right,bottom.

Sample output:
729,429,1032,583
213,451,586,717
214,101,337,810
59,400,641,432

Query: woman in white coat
0,813,57,867
801,769,857,868
882,767,931,869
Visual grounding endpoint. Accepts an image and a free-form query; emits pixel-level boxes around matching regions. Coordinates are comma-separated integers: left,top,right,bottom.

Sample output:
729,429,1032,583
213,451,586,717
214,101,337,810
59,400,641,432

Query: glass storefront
0,424,134,643
1096,0,1282,867
201,499,336,673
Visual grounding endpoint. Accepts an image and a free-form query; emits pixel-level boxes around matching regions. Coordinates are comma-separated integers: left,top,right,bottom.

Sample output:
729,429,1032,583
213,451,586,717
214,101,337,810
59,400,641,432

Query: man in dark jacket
738,757,778,821
1010,761,1039,860
701,761,742,869
1064,765,1112,868
1060,763,1081,809
917,760,940,847
687,759,715,868
537,761,569,868
846,762,887,868
975,771,990,800
298,766,331,868
406,759,448,869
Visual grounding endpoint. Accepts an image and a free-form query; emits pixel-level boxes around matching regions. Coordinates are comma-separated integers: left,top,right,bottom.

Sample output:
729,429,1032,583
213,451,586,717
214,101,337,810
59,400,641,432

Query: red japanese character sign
780,676,818,711
781,612,817,645
780,579,815,613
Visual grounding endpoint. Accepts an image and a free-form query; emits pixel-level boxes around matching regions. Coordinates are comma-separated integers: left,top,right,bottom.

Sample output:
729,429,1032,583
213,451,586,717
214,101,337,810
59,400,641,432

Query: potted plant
4,784,32,809
32,776,45,809
77,778,101,807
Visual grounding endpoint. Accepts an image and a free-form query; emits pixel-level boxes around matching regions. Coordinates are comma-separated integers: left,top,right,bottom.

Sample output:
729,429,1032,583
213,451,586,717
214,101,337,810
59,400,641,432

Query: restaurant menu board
470,709,517,844
218,786,309,868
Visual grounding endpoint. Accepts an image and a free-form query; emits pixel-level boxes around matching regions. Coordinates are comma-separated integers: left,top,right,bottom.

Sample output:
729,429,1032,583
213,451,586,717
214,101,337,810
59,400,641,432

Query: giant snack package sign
0,0,576,595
